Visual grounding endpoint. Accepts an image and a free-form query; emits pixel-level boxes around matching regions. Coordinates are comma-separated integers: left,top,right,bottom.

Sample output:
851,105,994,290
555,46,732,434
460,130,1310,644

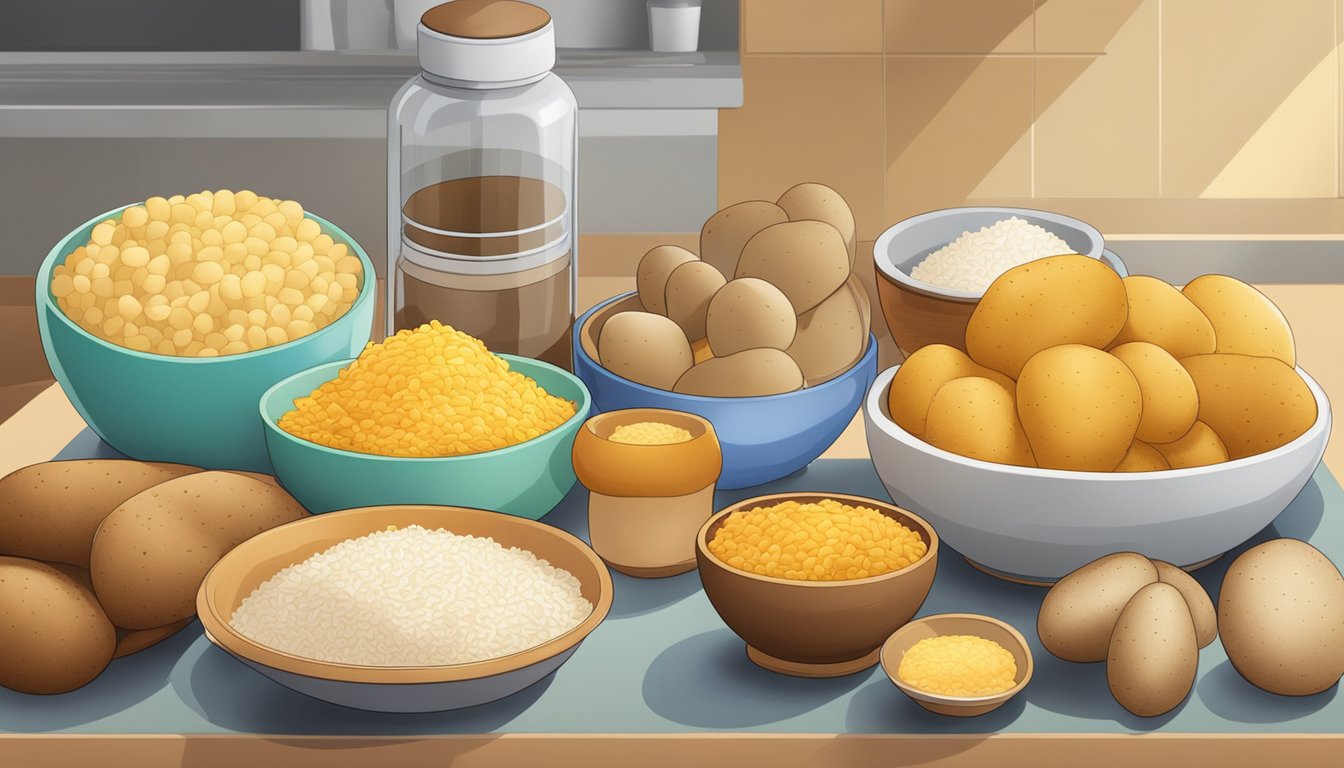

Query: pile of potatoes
599,183,871,397
1040,540,1344,717
887,254,1317,470
0,460,305,694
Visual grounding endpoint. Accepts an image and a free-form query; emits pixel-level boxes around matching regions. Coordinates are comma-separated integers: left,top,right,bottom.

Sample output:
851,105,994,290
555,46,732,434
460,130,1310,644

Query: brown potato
887,344,1016,437
1153,560,1218,649
90,472,306,629
1219,539,1344,696
1110,342,1199,444
114,619,192,659
0,557,116,694
1108,583,1199,717
776,182,857,267
664,261,727,342
599,311,694,390
1111,275,1216,359
1115,440,1170,472
1038,552,1158,663
0,459,199,568
966,255,1128,378
736,220,850,314
1183,274,1295,366
1151,421,1229,469
673,348,804,397
923,377,1035,467
1182,353,1316,459
705,278,797,357
700,201,788,280
786,279,869,386
636,245,697,315
1016,345,1141,471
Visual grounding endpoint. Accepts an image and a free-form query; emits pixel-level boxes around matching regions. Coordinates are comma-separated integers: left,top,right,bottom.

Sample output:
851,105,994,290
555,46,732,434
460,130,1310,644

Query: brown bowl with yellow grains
695,492,938,678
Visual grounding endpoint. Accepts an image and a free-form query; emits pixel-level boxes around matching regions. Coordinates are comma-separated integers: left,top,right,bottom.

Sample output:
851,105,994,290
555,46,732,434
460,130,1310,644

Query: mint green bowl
36,204,376,472
259,356,591,517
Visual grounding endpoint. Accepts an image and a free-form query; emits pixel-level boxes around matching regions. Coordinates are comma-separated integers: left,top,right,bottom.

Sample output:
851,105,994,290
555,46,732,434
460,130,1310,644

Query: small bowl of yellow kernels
695,492,939,678
37,193,376,472
259,321,591,517
880,613,1034,717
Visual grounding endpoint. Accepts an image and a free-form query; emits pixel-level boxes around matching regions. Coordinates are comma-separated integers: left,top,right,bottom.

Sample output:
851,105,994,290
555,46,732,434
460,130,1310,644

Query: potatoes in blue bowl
36,197,376,472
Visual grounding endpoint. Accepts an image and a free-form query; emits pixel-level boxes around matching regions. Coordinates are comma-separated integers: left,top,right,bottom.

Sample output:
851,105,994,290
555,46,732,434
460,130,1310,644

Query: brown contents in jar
396,175,573,370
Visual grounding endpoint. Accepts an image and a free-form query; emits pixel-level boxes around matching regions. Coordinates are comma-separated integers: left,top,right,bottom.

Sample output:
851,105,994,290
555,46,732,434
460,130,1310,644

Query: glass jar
388,0,577,369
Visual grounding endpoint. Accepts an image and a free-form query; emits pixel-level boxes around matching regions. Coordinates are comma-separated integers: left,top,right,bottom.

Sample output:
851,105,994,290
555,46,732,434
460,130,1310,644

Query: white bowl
863,365,1331,583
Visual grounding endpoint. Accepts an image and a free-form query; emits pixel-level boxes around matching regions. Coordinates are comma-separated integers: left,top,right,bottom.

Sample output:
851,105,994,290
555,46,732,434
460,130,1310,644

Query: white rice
909,216,1073,293
229,525,592,666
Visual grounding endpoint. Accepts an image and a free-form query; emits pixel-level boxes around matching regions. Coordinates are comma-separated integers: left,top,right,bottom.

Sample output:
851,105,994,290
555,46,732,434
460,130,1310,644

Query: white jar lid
417,1,556,88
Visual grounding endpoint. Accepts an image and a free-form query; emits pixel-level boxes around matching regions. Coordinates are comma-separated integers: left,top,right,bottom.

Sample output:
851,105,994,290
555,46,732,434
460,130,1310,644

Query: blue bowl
573,292,878,489
260,355,592,517
36,204,377,472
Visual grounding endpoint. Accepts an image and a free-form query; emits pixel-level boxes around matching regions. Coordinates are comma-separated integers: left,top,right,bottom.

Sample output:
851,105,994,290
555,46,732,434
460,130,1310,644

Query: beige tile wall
720,0,1344,235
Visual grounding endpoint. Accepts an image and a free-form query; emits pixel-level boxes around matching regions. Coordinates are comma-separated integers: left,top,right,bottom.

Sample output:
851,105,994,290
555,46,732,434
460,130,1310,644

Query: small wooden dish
879,613,1033,717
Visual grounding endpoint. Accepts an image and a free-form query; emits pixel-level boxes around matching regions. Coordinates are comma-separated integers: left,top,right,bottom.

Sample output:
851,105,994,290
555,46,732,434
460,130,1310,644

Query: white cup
648,0,702,54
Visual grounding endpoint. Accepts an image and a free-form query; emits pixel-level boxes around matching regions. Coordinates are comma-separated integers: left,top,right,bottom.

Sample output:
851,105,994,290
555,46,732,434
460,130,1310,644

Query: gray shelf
0,50,743,138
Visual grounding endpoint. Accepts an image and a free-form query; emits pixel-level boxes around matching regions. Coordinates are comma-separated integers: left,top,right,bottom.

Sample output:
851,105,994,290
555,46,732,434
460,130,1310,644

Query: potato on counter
1183,275,1296,366
1038,552,1158,663
966,255,1129,379
736,220,850,315
700,201,787,280
0,557,116,694
91,471,306,629
0,460,199,568
1153,560,1217,649
1182,353,1316,460
1219,539,1344,696
1016,345,1141,472
1107,582,1198,717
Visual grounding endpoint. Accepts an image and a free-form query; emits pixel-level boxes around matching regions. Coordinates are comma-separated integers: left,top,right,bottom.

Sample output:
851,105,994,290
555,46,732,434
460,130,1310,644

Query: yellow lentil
708,498,927,581
897,635,1018,697
278,321,576,458
608,421,692,446
51,190,362,357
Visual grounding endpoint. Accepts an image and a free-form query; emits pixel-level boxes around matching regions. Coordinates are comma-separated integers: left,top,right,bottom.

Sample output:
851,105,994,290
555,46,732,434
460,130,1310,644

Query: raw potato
1183,275,1296,366
1182,353,1316,460
1016,345,1141,471
966,255,1128,378
0,459,199,568
776,182,857,267
90,472,306,629
786,279,869,385
846,273,873,342
599,311,694,390
664,261,726,341
636,245,697,315
1153,560,1217,649
0,557,116,694
1110,342,1199,444
736,220,850,315
114,619,192,659
1219,539,1344,696
1151,421,1229,469
705,278,797,357
1038,552,1158,663
1111,275,1216,359
886,344,1016,437
1107,583,1199,717
1115,441,1170,472
923,378,1035,467
700,201,788,280
673,348,804,397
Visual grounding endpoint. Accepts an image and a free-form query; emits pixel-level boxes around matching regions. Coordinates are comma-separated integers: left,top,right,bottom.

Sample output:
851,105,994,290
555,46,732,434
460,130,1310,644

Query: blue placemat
0,429,1339,735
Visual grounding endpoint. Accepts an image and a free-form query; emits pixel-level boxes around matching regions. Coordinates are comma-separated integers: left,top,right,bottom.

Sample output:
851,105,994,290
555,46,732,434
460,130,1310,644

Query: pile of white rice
229,525,592,666
909,216,1073,293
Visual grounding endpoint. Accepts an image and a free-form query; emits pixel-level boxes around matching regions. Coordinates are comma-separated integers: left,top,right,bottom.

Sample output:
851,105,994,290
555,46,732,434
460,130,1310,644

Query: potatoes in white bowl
862,364,1330,583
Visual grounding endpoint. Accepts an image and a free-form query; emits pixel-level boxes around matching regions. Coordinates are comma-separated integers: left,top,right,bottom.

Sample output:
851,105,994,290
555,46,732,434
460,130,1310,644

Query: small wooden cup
880,613,1033,717
572,409,722,578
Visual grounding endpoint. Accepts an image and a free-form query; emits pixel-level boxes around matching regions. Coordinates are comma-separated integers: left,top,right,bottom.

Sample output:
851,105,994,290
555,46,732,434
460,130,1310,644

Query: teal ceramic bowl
259,355,592,518
36,204,376,472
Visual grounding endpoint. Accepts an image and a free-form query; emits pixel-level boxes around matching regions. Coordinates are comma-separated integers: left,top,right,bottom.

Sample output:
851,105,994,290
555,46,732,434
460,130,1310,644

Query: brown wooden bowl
880,613,1033,717
695,492,939,678
874,271,976,356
